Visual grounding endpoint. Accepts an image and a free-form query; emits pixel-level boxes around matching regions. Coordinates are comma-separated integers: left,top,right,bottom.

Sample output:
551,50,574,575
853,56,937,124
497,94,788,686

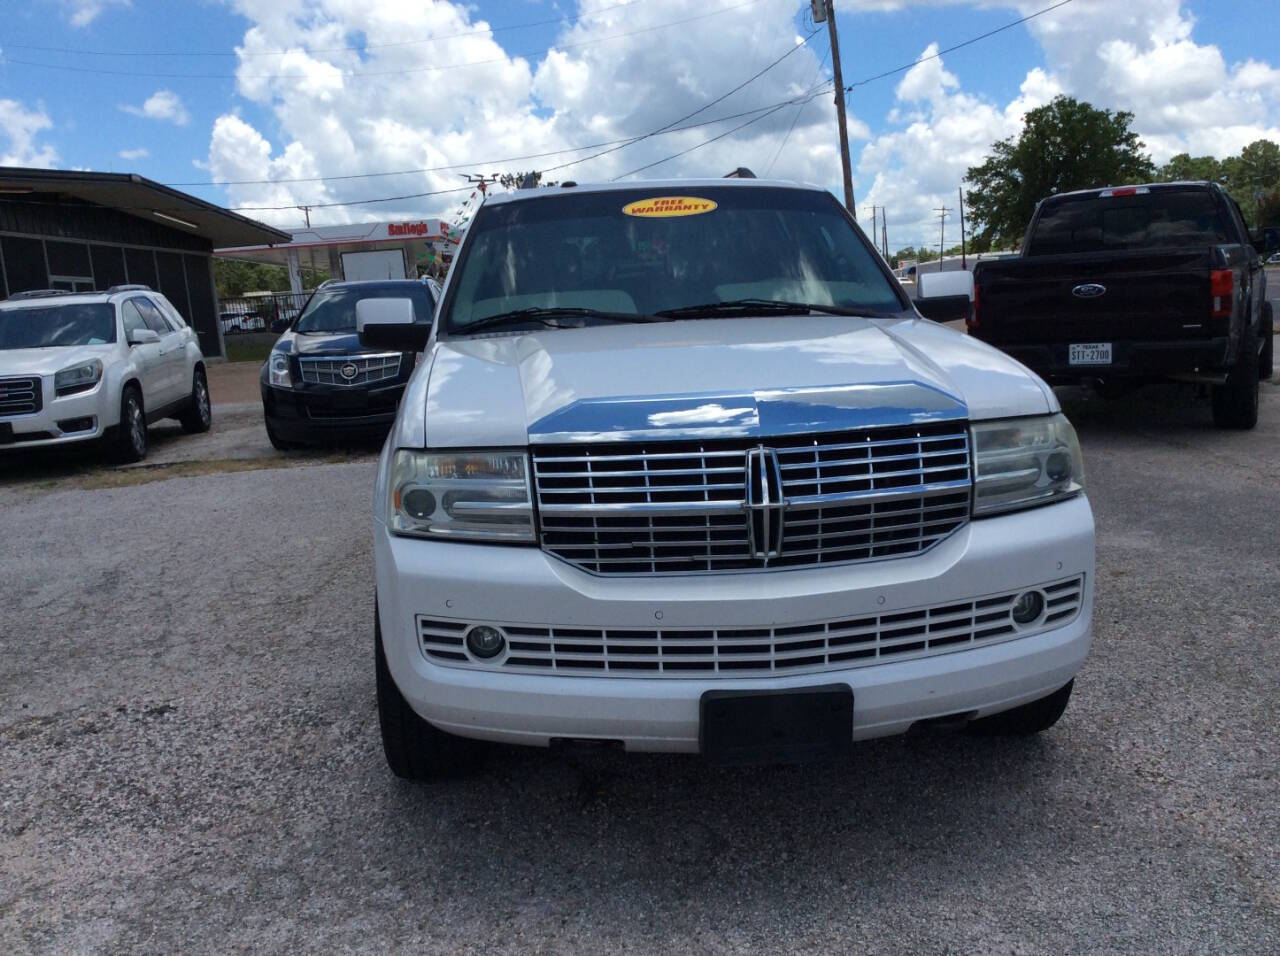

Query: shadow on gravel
1059,379,1278,438
368,729,1074,906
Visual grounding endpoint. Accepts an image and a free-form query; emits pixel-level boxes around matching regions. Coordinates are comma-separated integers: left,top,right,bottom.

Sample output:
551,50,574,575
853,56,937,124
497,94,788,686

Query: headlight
268,350,293,388
388,449,535,542
971,413,1084,517
54,359,102,396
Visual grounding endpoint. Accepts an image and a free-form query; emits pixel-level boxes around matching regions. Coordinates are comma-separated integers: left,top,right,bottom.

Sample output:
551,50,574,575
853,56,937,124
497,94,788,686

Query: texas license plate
700,685,853,766
1069,342,1112,365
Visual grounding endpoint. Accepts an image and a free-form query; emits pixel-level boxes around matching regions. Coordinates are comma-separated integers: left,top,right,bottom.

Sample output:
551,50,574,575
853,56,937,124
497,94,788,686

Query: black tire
1260,303,1274,381
264,418,297,451
375,606,481,781
113,386,147,463
178,367,212,433
967,679,1074,736
1211,327,1260,429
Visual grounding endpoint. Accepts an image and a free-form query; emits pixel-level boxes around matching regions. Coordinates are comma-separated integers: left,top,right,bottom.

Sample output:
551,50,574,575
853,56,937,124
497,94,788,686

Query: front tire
375,606,482,781
1211,327,1260,429
113,386,147,463
968,680,1074,736
178,367,212,433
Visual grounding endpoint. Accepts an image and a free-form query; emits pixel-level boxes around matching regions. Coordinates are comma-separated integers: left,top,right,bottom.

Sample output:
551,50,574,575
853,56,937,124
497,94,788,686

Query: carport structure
0,166,290,357
215,219,452,293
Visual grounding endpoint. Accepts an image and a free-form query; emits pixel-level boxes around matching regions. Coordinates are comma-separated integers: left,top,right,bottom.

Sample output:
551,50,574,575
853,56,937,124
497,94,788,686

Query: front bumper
261,381,403,443
374,495,1096,753
0,377,109,450
991,336,1231,384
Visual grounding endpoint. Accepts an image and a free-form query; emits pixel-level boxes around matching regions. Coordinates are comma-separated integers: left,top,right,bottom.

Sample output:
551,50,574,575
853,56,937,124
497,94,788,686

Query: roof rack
4,289,75,300
106,284,153,293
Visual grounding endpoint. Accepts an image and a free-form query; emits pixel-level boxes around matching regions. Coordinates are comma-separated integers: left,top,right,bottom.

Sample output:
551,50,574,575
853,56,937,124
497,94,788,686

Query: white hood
0,345,115,377
397,316,1056,449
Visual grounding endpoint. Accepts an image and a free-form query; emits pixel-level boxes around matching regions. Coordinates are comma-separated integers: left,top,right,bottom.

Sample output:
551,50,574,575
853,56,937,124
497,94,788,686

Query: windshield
1027,189,1229,256
0,303,116,350
294,284,435,333
443,186,905,333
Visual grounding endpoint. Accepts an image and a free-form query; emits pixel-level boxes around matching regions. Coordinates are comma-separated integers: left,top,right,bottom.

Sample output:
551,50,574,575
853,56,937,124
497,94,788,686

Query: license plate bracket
700,684,853,766
1068,342,1113,365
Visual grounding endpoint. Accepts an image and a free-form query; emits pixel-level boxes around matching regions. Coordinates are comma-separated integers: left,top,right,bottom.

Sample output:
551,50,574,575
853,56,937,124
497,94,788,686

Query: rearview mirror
127,328,160,346
356,297,429,352
913,270,974,324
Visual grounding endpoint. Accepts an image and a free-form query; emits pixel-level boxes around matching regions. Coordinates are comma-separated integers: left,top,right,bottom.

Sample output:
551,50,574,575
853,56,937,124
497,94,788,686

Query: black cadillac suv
260,280,435,448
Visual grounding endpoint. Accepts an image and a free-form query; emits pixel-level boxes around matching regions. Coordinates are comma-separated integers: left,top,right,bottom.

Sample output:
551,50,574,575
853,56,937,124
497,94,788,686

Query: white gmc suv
0,286,211,461
361,179,1094,779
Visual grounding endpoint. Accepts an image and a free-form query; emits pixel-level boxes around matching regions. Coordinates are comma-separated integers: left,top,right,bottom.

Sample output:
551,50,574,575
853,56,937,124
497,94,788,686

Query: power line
0,0,763,81
764,41,832,177
1,0,647,58
540,30,820,178
842,0,1076,93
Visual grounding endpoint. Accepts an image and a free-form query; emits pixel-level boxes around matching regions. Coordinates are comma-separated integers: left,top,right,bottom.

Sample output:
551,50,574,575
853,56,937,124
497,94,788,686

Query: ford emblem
1072,283,1107,299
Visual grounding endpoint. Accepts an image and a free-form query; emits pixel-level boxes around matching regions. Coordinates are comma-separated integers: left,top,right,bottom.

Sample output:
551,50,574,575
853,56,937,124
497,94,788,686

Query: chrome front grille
531,423,972,574
418,576,1085,677
0,376,41,416
298,353,401,386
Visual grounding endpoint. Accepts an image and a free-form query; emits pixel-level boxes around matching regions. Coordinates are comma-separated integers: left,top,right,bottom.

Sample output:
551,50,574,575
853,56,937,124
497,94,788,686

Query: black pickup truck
970,181,1273,428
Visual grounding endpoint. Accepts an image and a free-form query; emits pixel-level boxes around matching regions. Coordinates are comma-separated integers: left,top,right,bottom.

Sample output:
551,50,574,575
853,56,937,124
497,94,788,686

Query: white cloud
60,0,131,27
118,147,149,160
0,98,59,168
208,0,843,228
121,90,191,126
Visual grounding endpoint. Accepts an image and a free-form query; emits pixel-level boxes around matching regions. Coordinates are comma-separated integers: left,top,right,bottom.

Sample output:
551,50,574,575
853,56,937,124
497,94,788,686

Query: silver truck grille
418,576,1085,677
531,423,972,574
298,353,400,386
0,376,41,416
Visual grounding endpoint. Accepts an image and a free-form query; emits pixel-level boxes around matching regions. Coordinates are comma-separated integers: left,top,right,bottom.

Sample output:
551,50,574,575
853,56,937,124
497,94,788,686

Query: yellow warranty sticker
621,196,718,218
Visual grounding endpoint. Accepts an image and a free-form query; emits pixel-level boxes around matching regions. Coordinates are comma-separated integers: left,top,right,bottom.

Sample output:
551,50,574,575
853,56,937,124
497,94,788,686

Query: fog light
466,625,506,659
1011,591,1045,625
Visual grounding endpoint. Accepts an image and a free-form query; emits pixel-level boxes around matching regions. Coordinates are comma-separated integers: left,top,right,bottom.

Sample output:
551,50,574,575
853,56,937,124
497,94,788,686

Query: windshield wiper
653,298,902,319
460,307,667,335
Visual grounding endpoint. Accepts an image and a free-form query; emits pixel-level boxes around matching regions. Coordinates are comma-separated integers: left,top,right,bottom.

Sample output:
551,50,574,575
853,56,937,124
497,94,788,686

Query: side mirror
127,328,160,346
357,297,430,352
913,270,974,324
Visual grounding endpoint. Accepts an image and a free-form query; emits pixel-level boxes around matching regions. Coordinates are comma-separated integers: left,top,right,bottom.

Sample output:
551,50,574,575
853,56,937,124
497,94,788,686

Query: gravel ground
1,382,1278,953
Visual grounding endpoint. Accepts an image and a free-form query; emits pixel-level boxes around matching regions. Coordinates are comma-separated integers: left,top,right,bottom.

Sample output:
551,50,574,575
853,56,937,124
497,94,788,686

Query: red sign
387,221,433,238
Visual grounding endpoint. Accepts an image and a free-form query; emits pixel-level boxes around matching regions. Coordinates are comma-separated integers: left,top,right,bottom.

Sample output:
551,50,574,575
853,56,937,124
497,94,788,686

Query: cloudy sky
1,0,1277,248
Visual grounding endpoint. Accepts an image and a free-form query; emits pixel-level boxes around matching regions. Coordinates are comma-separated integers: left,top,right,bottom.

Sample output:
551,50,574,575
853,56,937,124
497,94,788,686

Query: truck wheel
1211,328,1260,429
178,368,212,433
1260,303,1274,380
967,680,1074,736
112,386,148,463
375,606,482,781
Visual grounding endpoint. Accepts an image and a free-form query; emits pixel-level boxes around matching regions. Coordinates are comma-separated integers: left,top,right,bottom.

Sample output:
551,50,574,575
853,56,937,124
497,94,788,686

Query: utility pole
814,0,855,219
296,205,312,228
935,206,952,261
958,187,967,268
881,211,889,259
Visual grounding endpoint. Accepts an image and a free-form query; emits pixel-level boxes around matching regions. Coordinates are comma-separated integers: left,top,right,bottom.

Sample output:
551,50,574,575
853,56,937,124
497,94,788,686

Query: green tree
1157,152,1223,183
1220,140,1280,225
964,96,1155,249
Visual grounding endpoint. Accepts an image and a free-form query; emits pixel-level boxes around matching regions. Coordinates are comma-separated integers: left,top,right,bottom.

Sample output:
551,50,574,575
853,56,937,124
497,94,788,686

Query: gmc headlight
971,414,1084,517
54,359,102,396
268,350,293,388
389,450,535,542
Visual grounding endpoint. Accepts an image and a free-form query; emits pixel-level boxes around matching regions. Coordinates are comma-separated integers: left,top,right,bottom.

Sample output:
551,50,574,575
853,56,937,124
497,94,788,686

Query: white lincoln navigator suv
362,180,1094,779
0,286,211,461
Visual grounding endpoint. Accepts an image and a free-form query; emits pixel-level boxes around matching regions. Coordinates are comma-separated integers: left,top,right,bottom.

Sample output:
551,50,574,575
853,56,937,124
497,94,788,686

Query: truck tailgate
976,249,1213,344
